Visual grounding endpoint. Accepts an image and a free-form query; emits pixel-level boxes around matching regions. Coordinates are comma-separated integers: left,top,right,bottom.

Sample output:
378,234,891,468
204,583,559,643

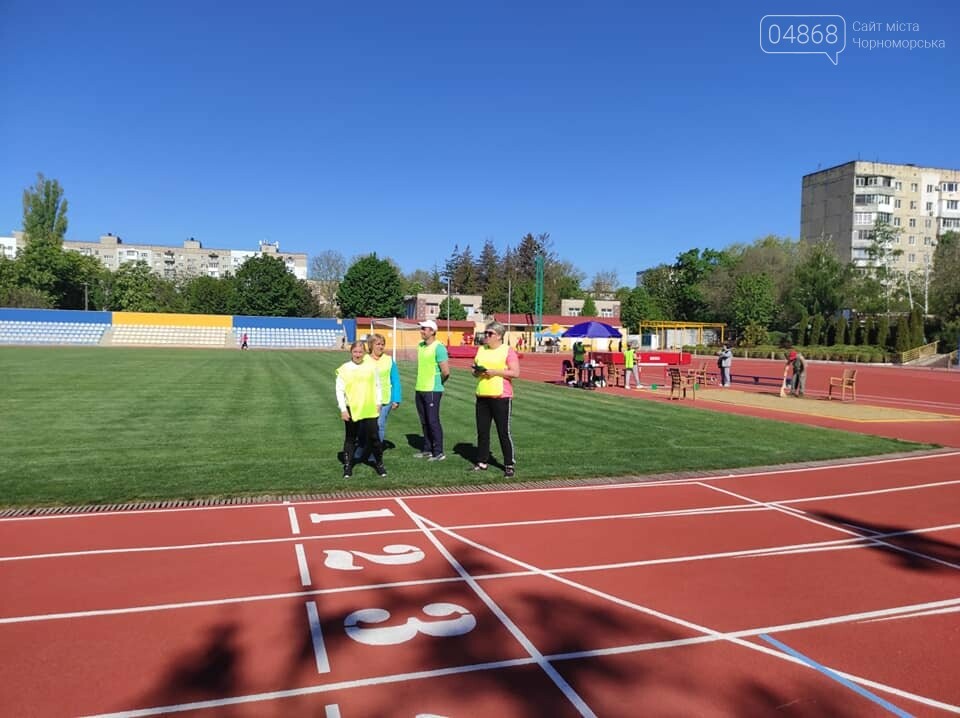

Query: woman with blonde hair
471,321,520,477
336,341,386,478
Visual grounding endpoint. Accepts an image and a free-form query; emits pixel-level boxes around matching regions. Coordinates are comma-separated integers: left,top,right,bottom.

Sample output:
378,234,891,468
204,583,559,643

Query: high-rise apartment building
801,161,960,272
0,232,308,280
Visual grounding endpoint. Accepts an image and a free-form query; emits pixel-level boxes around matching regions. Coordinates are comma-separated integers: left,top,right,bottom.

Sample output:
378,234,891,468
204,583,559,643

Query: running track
1,452,958,716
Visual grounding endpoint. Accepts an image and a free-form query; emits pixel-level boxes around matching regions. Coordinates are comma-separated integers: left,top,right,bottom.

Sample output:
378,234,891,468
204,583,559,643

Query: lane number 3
344,603,477,646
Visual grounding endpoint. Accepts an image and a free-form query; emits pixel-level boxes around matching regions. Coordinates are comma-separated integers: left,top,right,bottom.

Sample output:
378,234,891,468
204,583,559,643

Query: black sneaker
375,463,387,477
504,466,515,478
342,464,352,478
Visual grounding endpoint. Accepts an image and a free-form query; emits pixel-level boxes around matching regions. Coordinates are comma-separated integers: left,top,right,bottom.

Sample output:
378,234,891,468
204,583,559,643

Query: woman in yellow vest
471,321,520,477
336,341,386,478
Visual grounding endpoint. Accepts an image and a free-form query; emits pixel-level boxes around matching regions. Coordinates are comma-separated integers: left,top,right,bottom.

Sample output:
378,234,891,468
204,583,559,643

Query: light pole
445,276,451,343
82,282,89,311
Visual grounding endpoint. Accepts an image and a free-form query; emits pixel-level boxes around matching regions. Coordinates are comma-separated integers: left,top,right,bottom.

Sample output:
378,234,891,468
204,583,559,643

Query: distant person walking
336,341,386,478
471,321,519,478
240,332,249,350
717,343,732,388
413,320,450,461
624,342,641,389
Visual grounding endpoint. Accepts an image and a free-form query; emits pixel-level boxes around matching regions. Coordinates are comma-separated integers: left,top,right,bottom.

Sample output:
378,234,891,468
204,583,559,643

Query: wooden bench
828,368,857,401
668,367,696,400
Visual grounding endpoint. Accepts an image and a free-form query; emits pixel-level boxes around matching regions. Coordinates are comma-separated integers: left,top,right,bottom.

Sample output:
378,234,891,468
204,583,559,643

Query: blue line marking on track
758,634,913,717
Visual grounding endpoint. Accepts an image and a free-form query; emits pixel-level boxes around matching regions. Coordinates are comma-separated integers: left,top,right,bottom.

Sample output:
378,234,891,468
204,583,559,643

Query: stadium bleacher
233,327,343,349
0,320,109,345
111,325,229,347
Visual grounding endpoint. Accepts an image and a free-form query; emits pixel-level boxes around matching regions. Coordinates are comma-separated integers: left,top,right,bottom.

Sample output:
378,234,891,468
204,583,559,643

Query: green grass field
0,347,932,508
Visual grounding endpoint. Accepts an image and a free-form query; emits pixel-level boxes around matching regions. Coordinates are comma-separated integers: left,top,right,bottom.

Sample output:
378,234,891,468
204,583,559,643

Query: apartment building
560,298,620,319
801,160,960,271
1,232,308,280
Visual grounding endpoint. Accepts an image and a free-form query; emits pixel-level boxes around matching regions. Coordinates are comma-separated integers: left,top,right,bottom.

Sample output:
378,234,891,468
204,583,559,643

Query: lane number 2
323,544,426,571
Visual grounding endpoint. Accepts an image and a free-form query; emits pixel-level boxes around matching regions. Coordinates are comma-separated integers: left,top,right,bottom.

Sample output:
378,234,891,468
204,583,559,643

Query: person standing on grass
784,349,807,397
471,321,519,478
366,333,401,448
624,341,642,389
336,341,386,478
413,319,450,461
717,343,732,388
240,332,248,350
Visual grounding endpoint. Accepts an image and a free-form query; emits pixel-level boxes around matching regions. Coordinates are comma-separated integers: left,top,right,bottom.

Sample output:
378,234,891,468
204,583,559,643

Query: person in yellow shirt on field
336,341,386,478
471,321,520,478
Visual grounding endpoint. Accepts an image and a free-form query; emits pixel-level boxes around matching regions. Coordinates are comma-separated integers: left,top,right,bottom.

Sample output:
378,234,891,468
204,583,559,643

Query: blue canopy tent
561,320,622,339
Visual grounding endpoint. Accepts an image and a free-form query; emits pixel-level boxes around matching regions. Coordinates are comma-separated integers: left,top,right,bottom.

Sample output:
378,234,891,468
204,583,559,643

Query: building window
909,219,916,227
855,176,866,186
910,201,917,209
854,212,872,225
877,212,892,224
893,217,901,226
925,219,932,228
948,200,959,210
924,236,932,245
895,181,902,190
856,230,875,241
943,182,958,192
909,236,916,245
908,253,916,262
911,183,918,192
926,202,933,211
894,199,901,208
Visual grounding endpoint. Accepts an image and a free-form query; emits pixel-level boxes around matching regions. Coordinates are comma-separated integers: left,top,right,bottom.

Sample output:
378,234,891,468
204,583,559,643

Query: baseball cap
788,351,797,360
418,320,438,331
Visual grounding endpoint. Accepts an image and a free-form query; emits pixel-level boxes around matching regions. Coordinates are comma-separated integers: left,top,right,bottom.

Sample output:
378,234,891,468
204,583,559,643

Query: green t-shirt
416,341,449,392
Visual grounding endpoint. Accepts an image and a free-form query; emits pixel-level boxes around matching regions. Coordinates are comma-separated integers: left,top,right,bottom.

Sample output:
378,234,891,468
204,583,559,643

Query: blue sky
1,1,957,287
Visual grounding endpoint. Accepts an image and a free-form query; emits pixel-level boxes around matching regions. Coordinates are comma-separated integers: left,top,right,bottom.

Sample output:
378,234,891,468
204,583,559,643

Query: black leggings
343,416,382,465
475,396,514,466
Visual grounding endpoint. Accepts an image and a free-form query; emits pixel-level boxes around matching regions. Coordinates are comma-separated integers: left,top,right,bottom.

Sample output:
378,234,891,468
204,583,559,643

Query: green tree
930,231,960,322
731,274,776,330
581,296,598,317
790,240,849,318
233,255,310,316
864,220,904,312
639,264,677,319
895,314,910,352
108,261,165,312
619,286,659,334
336,254,404,318
834,315,848,346
672,248,725,321
182,275,236,315
438,296,467,321
741,322,769,347
876,315,890,349
808,314,824,345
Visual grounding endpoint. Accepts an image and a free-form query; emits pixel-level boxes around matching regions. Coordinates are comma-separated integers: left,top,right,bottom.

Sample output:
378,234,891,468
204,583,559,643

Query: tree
581,296,597,317
589,270,619,299
864,220,904,312
438,296,467,321
16,174,71,305
930,231,960,323
233,255,309,316
808,314,824,345
639,264,677,319
309,249,347,316
731,274,777,330
672,248,725,321
336,254,404,318
108,261,165,312
790,240,849,318
619,286,660,334
182,275,236,315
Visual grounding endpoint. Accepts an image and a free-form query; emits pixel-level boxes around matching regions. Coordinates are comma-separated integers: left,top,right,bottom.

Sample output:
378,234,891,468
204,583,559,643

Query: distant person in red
240,332,249,350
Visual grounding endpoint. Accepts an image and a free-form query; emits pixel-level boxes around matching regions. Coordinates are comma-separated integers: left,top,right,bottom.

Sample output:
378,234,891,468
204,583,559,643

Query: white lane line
411,514,959,715
394,498,597,718
7,450,957,524
0,576,465,625
295,544,312,586
778,478,960,505
860,604,960,624
700,483,960,572
305,601,330,673
309,508,394,524
287,506,300,535
80,657,536,717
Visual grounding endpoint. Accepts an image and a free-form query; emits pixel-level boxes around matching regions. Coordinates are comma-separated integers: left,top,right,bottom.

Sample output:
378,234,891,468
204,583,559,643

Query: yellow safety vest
476,344,510,397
